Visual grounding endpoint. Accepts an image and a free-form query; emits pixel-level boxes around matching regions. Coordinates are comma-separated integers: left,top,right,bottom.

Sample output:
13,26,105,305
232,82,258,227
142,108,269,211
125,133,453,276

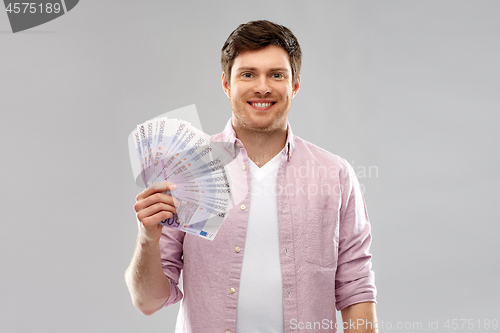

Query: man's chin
243,120,285,133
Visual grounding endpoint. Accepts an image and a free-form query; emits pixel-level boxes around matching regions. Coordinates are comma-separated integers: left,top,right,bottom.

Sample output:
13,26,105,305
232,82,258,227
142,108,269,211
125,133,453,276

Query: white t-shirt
236,152,283,332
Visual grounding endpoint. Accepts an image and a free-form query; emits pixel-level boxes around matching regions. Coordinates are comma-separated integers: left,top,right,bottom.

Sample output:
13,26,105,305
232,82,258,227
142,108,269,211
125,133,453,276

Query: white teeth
251,102,272,107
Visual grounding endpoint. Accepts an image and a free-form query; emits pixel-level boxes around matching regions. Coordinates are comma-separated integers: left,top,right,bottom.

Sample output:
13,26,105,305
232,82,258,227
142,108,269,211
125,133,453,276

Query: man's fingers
137,202,177,223
134,182,180,228
136,182,177,201
139,210,175,229
134,190,180,214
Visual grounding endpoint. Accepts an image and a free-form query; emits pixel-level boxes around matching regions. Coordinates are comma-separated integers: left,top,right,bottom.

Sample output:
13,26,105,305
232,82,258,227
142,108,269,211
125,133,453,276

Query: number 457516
5,3,62,14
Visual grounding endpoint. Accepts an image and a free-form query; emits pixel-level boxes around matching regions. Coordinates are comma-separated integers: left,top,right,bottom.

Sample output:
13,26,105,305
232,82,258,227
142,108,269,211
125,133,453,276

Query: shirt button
236,142,241,147
235,246,241,253
226,331,231,333
242,164,247,170
240,205,246,211
229,287,235,294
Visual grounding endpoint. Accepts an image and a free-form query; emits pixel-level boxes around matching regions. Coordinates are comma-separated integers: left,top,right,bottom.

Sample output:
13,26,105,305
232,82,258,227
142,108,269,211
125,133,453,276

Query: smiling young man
126,20,378,333
222,43,299,168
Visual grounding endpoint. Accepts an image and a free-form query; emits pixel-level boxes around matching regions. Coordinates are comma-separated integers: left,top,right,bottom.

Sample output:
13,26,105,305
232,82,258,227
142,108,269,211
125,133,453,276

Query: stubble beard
231,98,289,136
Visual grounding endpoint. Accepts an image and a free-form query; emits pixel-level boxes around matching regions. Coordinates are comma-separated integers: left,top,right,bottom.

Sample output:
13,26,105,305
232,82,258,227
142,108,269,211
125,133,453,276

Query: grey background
1,1,498,332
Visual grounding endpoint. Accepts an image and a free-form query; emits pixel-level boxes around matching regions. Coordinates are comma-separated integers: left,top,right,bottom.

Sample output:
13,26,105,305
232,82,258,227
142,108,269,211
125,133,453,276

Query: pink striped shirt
159,119,376,333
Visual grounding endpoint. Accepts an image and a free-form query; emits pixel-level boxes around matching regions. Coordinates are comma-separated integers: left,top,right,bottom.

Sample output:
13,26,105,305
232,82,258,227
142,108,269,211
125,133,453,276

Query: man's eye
272,73,284,79
243,73,253,78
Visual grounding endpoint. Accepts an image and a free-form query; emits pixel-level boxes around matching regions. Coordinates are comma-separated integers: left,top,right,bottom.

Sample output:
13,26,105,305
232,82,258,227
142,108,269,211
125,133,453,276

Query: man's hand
133,182,179,243
125,182,178,315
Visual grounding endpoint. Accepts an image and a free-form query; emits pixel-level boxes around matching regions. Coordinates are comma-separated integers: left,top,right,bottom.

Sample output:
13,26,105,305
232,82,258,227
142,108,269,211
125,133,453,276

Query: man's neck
234,126,287,168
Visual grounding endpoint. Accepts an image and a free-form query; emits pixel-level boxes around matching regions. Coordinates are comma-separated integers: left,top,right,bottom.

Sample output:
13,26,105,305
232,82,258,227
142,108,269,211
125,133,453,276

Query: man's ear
292,74,301,98
222,72,231,98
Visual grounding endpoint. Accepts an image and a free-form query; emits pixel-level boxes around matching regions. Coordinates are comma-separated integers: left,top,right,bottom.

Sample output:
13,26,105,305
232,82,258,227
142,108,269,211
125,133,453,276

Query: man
126,20,377,333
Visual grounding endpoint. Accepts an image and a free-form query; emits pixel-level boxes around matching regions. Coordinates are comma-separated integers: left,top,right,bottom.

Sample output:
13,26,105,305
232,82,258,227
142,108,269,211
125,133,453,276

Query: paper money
129,109,236,241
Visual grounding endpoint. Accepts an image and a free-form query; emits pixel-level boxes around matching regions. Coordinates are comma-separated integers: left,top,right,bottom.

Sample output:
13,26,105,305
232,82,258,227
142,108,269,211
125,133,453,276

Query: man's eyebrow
234,67,256,72
269,67,291,73
234,67,291,73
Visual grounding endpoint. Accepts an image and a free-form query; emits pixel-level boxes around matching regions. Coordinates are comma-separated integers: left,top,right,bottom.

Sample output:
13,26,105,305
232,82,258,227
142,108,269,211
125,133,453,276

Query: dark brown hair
221,20,302,85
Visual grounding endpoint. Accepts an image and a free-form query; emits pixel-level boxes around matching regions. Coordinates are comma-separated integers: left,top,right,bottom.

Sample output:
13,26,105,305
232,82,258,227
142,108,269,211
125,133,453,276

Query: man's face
222,45,300,134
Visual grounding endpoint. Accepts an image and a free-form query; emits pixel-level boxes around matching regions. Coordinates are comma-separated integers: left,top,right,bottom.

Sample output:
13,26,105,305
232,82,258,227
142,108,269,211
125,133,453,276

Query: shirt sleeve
159,226,186,307
335,161,377,311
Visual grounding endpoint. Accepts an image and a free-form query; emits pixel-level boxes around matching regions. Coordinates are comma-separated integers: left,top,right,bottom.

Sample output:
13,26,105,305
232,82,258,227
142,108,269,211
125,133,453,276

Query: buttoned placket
224,139,251,332
278,143,299,330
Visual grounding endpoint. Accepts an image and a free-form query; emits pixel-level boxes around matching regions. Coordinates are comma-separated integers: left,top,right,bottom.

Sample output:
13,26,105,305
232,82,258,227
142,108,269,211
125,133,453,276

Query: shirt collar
220,119,296,162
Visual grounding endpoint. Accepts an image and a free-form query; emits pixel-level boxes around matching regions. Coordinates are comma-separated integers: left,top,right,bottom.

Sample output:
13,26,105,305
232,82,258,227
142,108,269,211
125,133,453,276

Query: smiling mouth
248,102,276,108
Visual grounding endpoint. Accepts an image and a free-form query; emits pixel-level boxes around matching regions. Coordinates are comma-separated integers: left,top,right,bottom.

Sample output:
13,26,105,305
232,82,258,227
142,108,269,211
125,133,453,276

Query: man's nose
253,76,271,95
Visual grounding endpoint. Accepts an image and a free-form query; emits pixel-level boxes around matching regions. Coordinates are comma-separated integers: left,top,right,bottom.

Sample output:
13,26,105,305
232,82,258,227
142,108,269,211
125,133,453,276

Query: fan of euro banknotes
128,107,235,241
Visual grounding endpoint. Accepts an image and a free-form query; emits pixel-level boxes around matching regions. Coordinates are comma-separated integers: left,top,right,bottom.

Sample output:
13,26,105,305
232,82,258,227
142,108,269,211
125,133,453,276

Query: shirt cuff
162,277,184,307
336,293,377,311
